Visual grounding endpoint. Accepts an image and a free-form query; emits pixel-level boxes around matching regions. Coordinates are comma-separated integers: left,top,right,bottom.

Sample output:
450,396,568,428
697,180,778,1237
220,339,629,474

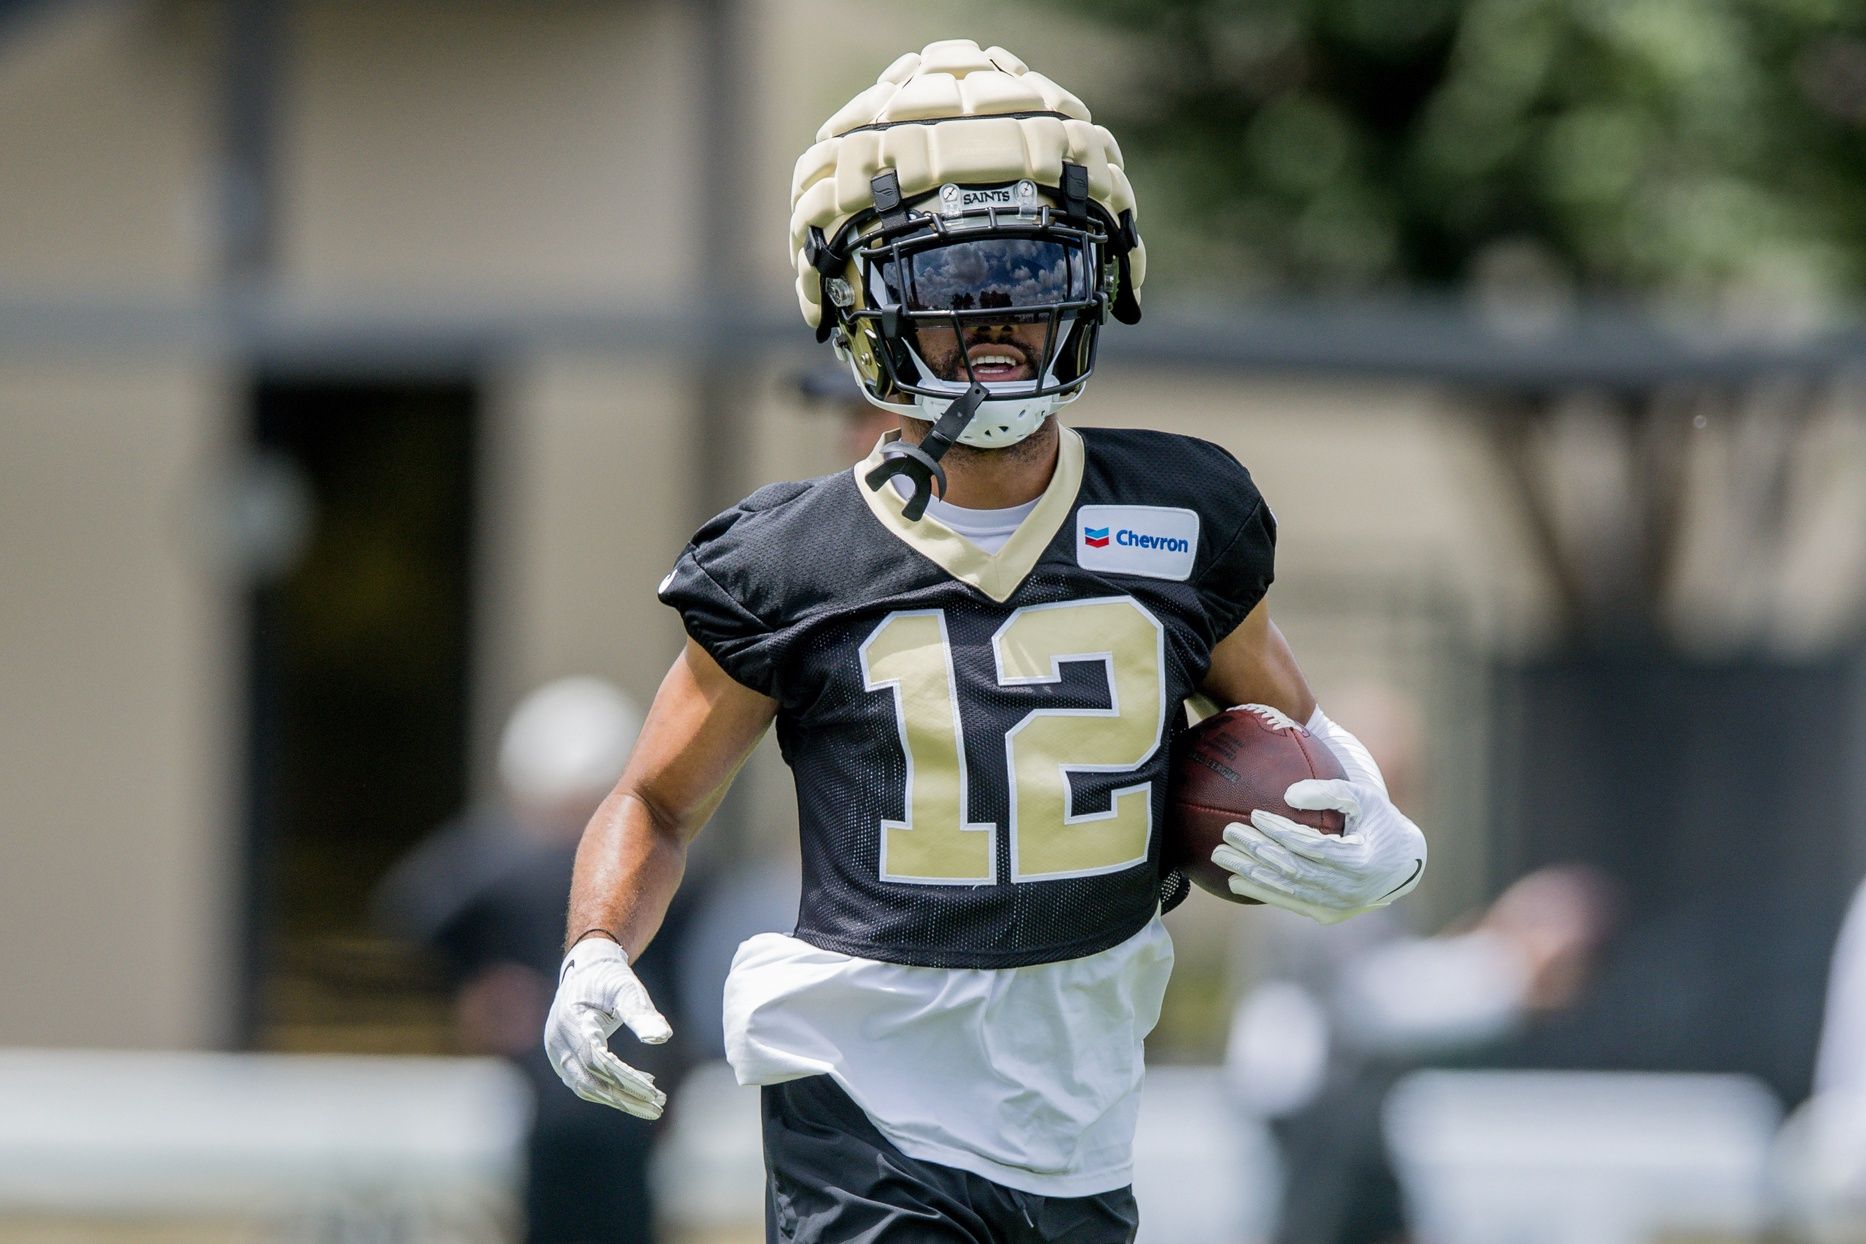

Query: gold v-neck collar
852,427,1085,603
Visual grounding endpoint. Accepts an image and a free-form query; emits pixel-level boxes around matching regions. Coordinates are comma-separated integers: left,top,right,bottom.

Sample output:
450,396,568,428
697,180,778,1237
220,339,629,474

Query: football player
545,39,1427,1243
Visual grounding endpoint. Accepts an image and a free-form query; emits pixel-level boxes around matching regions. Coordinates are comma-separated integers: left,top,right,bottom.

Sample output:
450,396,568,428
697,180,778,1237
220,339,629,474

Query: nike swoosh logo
1376,860,1424,903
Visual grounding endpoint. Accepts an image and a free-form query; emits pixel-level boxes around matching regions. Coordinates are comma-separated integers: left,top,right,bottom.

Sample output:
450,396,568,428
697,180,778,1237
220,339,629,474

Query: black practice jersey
659,426,1275,969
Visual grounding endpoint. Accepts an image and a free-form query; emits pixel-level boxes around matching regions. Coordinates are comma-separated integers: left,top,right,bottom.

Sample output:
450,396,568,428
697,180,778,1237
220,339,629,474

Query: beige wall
479,353,697,750
0,0,708,302
281,0,701,304
0,357,236,1048
0,3,215,293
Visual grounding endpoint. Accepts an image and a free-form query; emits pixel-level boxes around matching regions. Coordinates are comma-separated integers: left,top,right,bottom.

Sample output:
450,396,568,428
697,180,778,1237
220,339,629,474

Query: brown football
1166,705,1348,903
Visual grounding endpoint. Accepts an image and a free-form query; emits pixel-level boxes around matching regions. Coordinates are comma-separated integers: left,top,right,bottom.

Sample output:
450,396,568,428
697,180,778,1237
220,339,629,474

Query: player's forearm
1202,602,1317,723
560,640,776,959
564,786,689,960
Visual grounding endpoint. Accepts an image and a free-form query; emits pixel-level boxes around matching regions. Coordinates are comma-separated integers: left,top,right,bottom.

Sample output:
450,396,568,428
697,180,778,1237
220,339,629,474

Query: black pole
221,0,280,288
222,0,283,1050
691,0,753,520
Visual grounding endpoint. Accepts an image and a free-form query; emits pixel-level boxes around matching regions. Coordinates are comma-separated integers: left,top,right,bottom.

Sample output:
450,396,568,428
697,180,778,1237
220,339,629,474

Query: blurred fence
0,1050,528,1242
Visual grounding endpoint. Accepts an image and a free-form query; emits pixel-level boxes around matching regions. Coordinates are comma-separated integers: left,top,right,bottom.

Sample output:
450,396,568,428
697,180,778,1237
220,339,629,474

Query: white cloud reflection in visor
876,238,1091,315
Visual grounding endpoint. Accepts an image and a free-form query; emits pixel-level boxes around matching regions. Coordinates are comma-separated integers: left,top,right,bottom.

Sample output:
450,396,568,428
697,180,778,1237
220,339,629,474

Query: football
1166,704,1348,903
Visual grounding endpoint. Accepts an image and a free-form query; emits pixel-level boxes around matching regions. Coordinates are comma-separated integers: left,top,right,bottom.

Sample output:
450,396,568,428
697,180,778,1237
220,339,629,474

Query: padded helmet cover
788,39,1146,331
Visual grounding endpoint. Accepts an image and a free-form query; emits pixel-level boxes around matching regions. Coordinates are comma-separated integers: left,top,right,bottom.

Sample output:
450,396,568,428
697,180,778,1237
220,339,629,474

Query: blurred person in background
1227,686,1619,1244
1766,869,1866,1235
378,677,692,1244
543,40,1426,1244
1817,873,1866,1105
1793,871,1866,1220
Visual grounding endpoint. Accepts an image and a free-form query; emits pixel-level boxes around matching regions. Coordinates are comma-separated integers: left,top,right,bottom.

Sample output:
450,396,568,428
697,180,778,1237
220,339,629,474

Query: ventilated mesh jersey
660,426,1274,969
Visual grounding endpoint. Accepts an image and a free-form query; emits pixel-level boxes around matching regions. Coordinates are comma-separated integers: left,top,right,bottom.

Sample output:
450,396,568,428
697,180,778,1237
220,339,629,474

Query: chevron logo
1076,505,1200,581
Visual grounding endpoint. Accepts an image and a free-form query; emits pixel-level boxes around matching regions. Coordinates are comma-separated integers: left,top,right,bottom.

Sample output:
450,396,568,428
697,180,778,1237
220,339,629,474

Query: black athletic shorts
760,1073,1140,1244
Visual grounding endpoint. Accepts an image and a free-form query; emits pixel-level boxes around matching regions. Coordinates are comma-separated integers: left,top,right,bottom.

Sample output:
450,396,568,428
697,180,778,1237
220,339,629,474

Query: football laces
1232,702,1303,732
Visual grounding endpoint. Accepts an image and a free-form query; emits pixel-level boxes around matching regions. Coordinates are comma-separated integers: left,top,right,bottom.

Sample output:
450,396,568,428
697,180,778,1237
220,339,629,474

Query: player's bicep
1200,599,1316,723
617,638,777,841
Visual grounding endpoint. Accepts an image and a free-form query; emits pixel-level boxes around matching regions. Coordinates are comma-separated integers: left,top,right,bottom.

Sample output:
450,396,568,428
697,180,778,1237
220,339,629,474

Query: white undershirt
893,481,1038,555
722,919,1175,1196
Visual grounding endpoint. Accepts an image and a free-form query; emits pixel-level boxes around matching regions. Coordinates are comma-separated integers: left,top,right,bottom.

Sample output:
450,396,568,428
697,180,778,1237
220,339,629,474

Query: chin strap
863,383,989,521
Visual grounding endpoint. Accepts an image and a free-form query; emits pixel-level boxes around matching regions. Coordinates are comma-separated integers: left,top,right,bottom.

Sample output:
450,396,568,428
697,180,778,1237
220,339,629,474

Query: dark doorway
242,379,478,1051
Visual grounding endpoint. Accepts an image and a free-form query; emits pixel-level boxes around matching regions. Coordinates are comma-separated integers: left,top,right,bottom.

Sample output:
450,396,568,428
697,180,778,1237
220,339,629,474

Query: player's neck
896,417,1059,510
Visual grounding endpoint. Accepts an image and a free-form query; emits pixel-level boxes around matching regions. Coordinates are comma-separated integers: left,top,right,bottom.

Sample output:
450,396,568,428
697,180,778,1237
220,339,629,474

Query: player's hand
1210,779,1426,924
543,937,672,1119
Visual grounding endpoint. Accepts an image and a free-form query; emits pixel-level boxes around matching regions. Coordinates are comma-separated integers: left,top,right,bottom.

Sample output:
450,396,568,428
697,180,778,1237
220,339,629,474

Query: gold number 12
858,596,1166,885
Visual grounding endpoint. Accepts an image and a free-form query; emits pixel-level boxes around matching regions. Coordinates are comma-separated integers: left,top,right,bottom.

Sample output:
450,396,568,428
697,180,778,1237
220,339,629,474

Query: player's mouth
965,343,1034,383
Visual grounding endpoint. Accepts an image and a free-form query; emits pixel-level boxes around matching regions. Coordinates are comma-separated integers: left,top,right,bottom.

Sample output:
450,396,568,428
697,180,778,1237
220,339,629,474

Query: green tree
1071,0,1866,309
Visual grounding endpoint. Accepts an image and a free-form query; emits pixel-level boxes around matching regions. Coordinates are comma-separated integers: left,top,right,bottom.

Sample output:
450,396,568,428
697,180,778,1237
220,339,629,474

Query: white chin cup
912,391,1060,448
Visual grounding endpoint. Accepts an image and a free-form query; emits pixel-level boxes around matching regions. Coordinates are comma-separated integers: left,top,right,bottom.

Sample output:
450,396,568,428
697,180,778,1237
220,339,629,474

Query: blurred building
2,0,1865,1082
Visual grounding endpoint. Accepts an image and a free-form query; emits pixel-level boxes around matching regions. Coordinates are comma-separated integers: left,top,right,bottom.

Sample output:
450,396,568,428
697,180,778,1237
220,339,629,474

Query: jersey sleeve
657,487,808,698
1192,452,1277,640
659,547,778,695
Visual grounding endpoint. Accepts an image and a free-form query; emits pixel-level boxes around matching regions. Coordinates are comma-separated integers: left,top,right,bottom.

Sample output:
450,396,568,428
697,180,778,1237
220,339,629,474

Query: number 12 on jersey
858,596,1167,886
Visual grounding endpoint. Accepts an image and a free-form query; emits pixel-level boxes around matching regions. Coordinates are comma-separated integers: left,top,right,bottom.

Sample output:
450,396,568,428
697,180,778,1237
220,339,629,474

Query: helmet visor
867,236,1097,390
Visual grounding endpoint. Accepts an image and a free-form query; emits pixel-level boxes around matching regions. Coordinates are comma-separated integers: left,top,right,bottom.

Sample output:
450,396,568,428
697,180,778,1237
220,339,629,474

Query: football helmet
789,40,1146,515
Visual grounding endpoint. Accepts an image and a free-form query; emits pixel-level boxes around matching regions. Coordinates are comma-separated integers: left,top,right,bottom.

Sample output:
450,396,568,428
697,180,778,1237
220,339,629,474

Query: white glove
543,937,672,1119
1212,778,1426,924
